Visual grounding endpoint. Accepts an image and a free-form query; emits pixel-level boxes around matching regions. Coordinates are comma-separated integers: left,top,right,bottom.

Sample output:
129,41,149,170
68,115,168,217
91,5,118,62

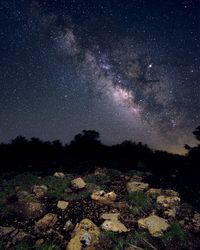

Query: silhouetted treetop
70,130,101,146
193,126,200,141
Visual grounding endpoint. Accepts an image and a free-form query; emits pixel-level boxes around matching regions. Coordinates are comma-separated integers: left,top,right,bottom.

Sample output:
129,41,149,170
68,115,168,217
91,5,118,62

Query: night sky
0,0,200,154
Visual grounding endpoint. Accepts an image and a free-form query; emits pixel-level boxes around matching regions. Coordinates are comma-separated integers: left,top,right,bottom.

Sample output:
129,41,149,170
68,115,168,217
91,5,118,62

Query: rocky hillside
0,168,200,250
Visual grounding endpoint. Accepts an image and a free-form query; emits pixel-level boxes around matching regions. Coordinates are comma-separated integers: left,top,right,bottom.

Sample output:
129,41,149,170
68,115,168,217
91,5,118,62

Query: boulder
35,213,58,231
100,213,129,233
32,185,48,198
138,215,170,237
71,177,87,189
127,181,149,193
91,190,116,205
53,172,65,178
57,201,69,210
67,218,100,250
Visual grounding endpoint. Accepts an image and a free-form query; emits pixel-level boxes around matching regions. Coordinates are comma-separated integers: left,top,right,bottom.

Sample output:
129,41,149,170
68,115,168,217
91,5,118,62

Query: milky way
0,0,200,154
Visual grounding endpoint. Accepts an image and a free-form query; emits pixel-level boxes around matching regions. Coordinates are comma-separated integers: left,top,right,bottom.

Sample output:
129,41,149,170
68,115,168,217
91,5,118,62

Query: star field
0,0,200,154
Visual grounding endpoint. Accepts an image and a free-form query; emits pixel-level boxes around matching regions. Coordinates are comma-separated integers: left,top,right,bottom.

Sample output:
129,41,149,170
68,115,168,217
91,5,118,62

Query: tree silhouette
70,130,101,146
193,126,200,141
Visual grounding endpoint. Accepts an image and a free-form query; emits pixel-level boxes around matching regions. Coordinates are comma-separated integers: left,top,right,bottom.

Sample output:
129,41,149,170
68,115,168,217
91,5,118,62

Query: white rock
53,172,65,178
57,201,69,210
101,213,129,233
71,177,86,189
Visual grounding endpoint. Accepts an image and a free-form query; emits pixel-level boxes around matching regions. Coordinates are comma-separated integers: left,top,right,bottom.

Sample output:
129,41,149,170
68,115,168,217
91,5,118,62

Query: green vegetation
85,174,110,189
66,190,91,201
41,175,91,200
7,172,41,192
126,231,150,246
127,169,144,177
41,176,70,199
162,221,186,243
14,242,59,250
35,242,59,250
99,230,151,250
107,168,122,178
126,191,153,216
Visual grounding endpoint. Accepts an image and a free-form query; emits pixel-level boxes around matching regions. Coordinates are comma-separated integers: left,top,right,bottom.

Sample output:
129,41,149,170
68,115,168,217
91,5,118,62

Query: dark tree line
0,127,200,208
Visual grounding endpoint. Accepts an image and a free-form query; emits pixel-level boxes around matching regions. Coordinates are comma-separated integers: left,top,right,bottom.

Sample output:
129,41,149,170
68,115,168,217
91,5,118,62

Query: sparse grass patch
126,191,153,216
11,172,40,191
41,176,70,199
0,184,16,217
14,242,31,250
161,221,186,244
66,190,91,201
126,230,150,246
35,242,59,250
14,241,59,250
127,170,144,177
107,168,121,178
98,231,124,249
98,230,151,250
85,174,110,189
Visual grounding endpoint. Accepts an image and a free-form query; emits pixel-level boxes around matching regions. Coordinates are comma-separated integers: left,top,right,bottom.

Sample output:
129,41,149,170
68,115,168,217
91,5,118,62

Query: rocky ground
0,168,200,250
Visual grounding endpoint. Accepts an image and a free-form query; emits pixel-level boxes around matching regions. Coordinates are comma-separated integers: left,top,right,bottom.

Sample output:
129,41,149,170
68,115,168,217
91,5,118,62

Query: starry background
0,0,200,154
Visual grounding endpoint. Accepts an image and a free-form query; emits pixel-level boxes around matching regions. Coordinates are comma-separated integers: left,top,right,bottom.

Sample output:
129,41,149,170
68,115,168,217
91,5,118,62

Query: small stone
126,181,149,193
32,185,48,198
138,215,170,237
64,220,74,231
164,208,177,218
94,167,107,176
193,212,200,232
100,213,120,220
163,189,179,197
101,220,129,233
91,190,117,205
53,172,65,178
101,213,129,233
35,239,44,246
35,213,58,231
0,226,15,237
147,188,162,196
57,201,69,210
157,195,180,208
71,177,86,189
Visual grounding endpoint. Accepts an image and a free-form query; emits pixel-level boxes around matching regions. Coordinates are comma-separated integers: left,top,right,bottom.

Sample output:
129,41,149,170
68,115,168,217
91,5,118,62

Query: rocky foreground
0,168,200,249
